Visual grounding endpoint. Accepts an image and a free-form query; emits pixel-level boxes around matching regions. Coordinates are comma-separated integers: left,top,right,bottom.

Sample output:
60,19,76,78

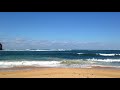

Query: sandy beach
0,67,120,78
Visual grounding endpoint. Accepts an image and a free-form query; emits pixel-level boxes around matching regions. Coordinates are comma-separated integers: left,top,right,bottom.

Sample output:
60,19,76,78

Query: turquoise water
0,50,120,68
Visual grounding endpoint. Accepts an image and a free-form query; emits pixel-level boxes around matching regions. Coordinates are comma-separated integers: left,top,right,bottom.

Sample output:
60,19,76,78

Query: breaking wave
0,59,120,68
77,53,120,56
0,61,61,68
99,53,120,56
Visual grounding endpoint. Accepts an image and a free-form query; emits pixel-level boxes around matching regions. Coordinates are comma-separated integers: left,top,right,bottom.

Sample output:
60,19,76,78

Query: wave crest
99,53,120,56
77,53,120,56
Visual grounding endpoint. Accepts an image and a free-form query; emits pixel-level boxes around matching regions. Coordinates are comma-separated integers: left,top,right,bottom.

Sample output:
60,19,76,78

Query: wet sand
0,67,120,78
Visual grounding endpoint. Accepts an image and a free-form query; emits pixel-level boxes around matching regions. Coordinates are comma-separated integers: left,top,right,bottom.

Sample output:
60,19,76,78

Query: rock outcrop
0,43,2,50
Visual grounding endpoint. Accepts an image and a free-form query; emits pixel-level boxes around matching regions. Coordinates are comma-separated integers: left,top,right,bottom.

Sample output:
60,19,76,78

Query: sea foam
0,61,61,68
89,58,120,62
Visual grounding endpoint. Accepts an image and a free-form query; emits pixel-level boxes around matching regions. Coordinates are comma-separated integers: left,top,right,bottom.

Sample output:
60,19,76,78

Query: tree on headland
0,43,3,50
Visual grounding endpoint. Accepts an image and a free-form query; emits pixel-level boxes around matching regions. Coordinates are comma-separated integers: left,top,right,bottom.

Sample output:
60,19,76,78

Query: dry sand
0,67,120,78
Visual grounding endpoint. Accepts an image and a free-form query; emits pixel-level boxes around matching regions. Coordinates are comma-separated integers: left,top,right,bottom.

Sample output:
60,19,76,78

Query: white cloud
1,38,120,50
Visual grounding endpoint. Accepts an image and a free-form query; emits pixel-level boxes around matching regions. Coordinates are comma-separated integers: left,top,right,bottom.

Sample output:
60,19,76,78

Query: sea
0,50,120,69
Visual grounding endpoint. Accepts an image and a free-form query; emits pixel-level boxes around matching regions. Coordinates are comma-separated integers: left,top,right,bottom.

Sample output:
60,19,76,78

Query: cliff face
0,43,2,50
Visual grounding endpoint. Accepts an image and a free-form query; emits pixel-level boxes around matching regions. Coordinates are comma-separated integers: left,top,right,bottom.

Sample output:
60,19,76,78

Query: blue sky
0,12,120,50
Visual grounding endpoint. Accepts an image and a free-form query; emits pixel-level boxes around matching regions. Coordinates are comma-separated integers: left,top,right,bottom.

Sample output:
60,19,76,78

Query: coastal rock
0,43,2,50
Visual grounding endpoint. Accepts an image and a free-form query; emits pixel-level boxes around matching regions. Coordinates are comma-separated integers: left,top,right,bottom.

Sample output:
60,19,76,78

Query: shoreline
0,66,120,78
0,65,120,71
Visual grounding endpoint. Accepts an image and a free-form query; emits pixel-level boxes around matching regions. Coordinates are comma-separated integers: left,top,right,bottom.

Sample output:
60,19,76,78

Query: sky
0,12,120,50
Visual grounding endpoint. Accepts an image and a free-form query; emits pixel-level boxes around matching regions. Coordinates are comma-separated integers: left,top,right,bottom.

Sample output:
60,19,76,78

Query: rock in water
0,43,2,50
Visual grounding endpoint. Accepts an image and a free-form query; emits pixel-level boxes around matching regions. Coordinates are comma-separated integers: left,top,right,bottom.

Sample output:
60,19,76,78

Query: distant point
0,43,3,50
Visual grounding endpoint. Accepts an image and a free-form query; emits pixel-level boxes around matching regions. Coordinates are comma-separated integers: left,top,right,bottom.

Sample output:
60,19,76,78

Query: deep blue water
0,50,120,60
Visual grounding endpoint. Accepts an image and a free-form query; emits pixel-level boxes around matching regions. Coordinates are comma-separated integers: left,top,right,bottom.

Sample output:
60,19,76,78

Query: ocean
0,50,120,68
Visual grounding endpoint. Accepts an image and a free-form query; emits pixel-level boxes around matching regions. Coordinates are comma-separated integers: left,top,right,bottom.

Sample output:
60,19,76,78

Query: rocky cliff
0,43,2,50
